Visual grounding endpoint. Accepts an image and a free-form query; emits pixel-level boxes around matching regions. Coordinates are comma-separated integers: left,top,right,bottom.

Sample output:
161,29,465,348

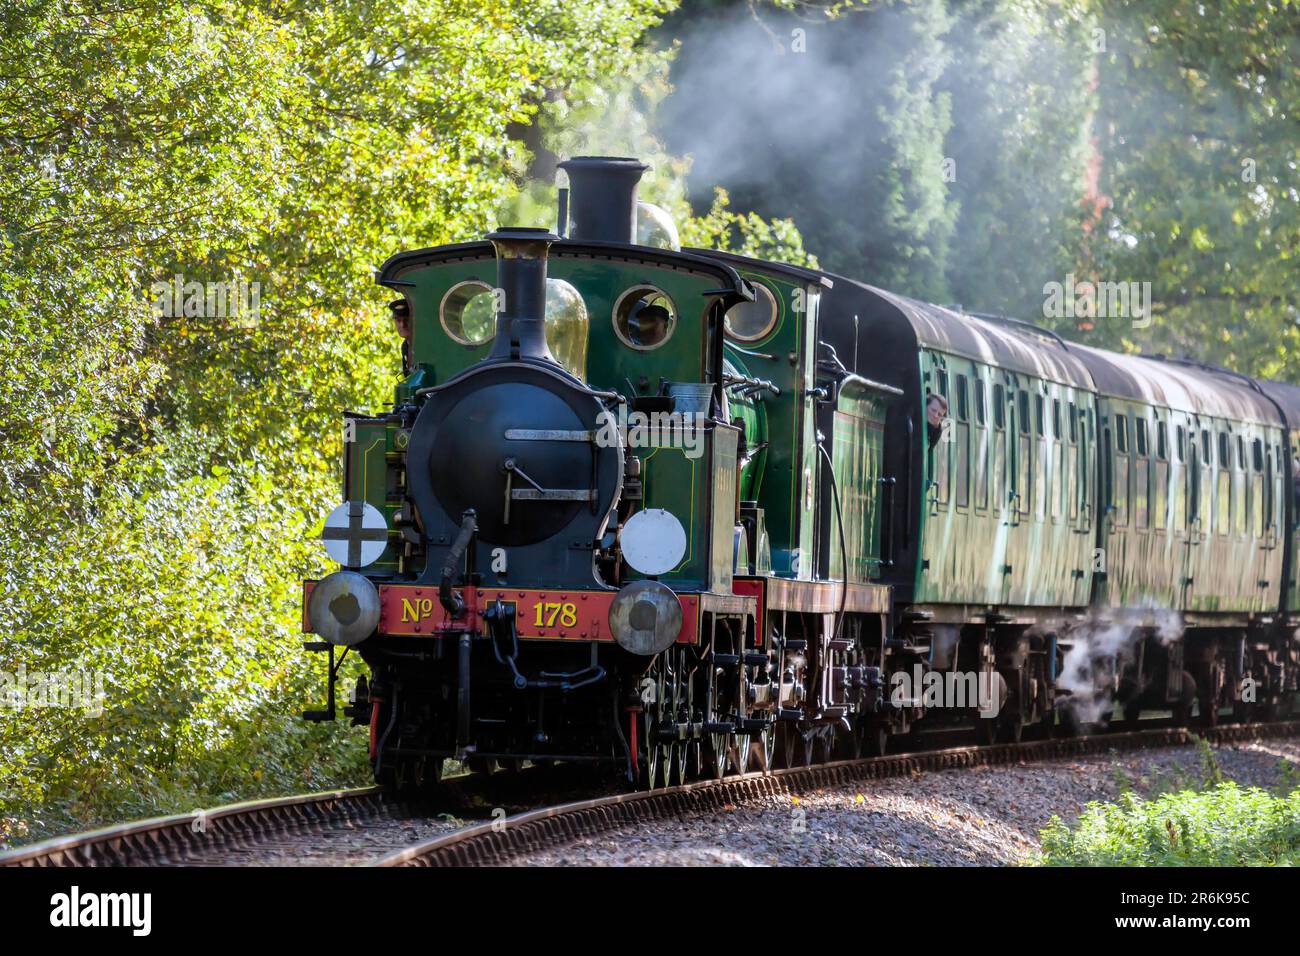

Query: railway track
377,720,1300,867
0,765,608,867
7,721,1297,867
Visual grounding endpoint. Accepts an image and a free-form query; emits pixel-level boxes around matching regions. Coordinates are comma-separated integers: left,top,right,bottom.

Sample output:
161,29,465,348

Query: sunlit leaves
0,0,670,845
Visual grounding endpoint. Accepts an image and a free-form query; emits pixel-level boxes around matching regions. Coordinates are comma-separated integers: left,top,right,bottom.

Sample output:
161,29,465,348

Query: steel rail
0,786,383,868
376,721,1300,867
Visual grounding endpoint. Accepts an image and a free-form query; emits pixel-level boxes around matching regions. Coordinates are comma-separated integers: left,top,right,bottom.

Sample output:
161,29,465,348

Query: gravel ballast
511,738,1300,866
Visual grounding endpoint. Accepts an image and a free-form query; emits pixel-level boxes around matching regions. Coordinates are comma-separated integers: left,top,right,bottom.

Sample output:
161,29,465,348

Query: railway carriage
300,156,1300,789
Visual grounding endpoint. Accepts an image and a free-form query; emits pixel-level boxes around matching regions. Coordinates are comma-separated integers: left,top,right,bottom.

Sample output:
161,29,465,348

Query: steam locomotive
301,156,1300,790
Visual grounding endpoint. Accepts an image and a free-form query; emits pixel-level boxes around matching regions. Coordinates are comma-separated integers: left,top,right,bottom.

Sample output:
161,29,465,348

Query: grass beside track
1037,741,1300,866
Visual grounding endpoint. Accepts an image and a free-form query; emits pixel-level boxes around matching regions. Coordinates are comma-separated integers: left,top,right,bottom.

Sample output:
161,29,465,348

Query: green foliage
3,0,1294,850
1077,0,1300,376
679,188,819,267
1039,783,1300,866
0,0,674,846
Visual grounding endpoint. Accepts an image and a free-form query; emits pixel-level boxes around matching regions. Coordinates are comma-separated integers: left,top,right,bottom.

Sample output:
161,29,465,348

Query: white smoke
1056,604,1184,724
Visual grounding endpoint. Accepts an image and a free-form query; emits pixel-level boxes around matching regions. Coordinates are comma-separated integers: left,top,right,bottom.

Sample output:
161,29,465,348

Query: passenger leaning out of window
926,392,949,448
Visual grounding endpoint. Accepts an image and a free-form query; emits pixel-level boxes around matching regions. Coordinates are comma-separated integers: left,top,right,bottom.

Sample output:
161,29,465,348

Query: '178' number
533,602,577,628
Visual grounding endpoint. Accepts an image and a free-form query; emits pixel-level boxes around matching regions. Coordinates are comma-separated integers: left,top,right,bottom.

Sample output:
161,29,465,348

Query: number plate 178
531,601,578,628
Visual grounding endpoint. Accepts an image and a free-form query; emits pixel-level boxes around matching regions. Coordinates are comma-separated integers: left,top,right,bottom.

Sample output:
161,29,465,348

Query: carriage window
991,397,1006,511
1252,441,1265,537
613,286,677,350
1217,432,1231,534
1068,402,1078,443
1052,399,1062,440
723,282,778,342
975,411,989,511
1189,447,1201,524
1111,425,1129,526
1156,421,1168,460
1135,422,1150,529
1074,410,1089,523
1115,414,1129,453
974,380,986,425
1018,391,1030,434
956,416,970,509
1277,443,1286,530
1035,394,1045,436
1199,433,1213,530
1052,420,1065,521
956,375,969,422
1176,425,1185,462
1234,435,1247,535
1265,444,1276,534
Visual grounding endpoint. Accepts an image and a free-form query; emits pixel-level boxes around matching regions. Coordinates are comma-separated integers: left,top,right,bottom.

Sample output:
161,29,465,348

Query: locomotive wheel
790,723,811,770
834,720,861,760
667,740,688,787
811,725,835,764
1172,669,1197,726
702,734,727,780
730,733,752,774
379,754,442,795
1197,663,1222,728
755,724,775,772
639,711,668,790
773,722,796,769
1121,698,1143,728
640,655,673,790
860,720,889,758
998,710,1025,743
665,652,689,787
1055,705,1081,738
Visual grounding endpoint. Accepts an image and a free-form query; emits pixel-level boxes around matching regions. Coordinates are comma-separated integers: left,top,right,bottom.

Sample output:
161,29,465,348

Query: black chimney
558,156,648,243
486,227,559,363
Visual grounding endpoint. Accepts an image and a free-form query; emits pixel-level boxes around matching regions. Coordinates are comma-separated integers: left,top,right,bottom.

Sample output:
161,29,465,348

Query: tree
1081,0,1300,377
0,0,673,844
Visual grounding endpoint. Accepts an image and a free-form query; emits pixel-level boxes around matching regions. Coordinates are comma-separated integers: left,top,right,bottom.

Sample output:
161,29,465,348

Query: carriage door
1001,379,1019,605
1072,401,1093,606
1181,432,1201,609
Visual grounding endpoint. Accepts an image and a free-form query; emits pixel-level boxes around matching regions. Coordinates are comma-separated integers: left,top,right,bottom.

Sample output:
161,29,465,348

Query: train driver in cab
389,298,412,375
